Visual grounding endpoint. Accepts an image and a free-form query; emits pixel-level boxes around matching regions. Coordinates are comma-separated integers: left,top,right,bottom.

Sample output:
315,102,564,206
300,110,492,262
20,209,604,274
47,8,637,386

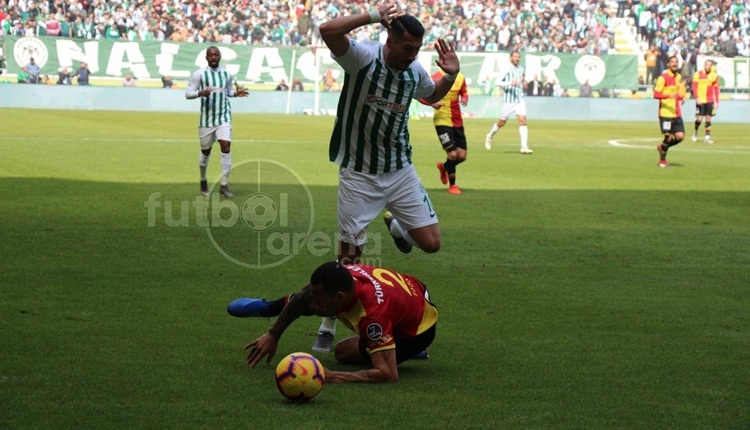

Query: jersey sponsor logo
366,323,384,340
370,334,392,348
364,94,408,114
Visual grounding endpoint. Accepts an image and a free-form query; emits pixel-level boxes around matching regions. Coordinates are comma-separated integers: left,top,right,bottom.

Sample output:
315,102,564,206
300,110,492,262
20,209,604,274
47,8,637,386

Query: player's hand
199,88,212,97
432,102,442,109
460,96,468,107
244,332,278,367
434,38,459,75
376,3,399,28
235,86,249,97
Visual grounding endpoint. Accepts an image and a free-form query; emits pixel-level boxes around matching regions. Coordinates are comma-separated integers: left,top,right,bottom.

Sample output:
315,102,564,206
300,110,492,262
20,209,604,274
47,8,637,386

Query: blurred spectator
645,45,659,85
291,77,304,91
276,79,289,91
75,62,90,86
122,74,136,87
579,79,593,97
25,57,41,84
57,68,72,85
323,67,339,92
542,76,554,96
43,74,53,84
17,67,29,83
527,75,543,96
552,79,563,97
162,76,174,88
599,87,611,98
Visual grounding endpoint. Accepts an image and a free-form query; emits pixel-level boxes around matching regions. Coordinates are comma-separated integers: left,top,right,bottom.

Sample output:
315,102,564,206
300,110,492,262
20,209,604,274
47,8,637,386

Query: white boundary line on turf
0,137,299,144
608,138,750,155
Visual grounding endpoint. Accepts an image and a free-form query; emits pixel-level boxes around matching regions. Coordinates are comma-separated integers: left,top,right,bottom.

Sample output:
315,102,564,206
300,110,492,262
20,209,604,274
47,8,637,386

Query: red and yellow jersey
653,70,685,118
336,264,438,354
692,69,719,104
420,71,467,128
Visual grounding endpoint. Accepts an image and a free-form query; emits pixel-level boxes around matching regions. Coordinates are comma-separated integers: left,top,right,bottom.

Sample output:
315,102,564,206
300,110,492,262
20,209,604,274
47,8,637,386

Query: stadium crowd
1,0,745,57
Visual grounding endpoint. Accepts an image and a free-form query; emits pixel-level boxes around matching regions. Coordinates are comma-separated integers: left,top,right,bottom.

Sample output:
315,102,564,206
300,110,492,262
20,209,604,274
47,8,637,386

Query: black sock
705,121,711,136
265,294,301,317
444,159,457,186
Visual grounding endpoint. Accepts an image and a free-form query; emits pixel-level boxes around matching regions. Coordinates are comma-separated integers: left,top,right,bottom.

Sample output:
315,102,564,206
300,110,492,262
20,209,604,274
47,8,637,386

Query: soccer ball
274,352,325,401
241,193,278,231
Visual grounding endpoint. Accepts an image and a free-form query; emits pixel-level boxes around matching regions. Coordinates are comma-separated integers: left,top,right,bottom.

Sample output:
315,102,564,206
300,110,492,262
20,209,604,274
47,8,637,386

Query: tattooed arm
244,284,313,367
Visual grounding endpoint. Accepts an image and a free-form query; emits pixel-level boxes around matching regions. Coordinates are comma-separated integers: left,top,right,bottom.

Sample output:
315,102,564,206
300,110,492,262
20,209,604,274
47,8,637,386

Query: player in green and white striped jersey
185,46,248,198
310,5,460,354
485,50,533,154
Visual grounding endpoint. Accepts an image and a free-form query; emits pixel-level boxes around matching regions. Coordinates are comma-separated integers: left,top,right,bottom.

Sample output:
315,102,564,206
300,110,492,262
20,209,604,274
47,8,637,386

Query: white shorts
199,124,232,150
338,164,438,246
499,100,527,120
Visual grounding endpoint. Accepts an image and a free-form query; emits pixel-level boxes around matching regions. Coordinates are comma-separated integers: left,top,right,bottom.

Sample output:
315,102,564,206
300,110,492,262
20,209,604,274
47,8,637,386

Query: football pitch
1,109,749,429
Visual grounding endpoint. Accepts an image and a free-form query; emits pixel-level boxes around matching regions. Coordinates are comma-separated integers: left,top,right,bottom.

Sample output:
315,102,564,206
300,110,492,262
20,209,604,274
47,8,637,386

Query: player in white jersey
185,46,248,198
485,51,533,154
311,4,460,353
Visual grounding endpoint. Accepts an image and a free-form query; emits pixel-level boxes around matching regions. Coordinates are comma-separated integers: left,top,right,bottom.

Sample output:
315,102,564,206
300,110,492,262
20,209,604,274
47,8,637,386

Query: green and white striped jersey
186,67,236,127
328,40,435,174
498,64,525,104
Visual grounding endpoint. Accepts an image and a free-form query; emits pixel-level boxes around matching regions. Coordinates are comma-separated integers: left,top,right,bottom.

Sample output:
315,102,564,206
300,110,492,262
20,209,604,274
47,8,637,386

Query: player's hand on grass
244,332,278,367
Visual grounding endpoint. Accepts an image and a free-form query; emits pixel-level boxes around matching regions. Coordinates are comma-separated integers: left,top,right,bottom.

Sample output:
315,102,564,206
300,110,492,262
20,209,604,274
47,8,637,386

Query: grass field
1,109,749,429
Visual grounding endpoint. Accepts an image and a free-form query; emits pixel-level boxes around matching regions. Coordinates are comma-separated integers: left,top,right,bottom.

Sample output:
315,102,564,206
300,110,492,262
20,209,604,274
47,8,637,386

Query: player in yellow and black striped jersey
653,56,686,168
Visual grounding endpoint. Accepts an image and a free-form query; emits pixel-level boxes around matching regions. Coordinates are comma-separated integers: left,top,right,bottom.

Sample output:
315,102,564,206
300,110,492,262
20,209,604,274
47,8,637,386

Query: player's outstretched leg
383,211,413,254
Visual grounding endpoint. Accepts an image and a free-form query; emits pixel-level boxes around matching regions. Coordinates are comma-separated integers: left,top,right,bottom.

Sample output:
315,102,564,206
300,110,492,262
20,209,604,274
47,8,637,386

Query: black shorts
358,324,437,365
435,126,467,152
658,116,685,135
696,103,714,116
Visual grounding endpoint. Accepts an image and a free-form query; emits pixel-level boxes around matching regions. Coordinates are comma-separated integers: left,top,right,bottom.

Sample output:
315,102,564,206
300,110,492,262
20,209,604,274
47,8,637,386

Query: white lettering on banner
55,39,99,73
155,43,191,78
525,54,562,84
106,42,149,77
246,47,287,82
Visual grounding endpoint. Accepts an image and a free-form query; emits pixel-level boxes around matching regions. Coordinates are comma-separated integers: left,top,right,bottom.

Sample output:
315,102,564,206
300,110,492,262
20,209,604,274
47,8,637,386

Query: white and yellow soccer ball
274,352,325,401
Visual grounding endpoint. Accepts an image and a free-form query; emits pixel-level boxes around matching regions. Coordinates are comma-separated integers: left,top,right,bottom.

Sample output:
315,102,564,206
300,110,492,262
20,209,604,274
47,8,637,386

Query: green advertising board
5,36,638,90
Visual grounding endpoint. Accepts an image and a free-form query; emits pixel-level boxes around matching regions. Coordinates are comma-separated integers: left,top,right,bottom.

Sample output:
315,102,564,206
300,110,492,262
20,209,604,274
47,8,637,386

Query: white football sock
489,124,500,136
389,217,419,248
519,125,529,149
220,152,232,186
199,153,209,180
318,316,337,335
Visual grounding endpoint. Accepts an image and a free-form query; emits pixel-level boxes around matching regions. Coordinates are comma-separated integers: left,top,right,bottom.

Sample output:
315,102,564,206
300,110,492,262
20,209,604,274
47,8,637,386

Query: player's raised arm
319,3,398,57
423,39,460,104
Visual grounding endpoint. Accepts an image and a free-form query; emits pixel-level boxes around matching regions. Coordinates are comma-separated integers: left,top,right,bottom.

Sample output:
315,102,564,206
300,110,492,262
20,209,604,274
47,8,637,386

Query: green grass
1,109,749,429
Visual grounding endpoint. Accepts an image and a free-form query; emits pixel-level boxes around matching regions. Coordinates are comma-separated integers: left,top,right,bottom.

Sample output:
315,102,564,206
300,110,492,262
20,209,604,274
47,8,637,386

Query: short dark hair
310,262,354,295
389,14,425,39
